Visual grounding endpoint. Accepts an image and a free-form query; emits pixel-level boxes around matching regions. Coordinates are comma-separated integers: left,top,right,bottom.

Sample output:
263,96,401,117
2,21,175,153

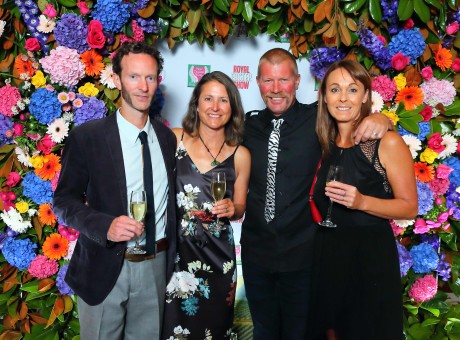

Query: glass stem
325,200,334,221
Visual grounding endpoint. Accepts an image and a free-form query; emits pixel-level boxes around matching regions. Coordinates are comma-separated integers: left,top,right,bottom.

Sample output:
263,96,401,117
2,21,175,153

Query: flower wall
0,0,459,338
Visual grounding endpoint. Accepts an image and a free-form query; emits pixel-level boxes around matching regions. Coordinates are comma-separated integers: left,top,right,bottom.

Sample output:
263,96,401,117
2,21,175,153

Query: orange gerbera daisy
35,153,61,181
14,54,35,78
42,233,69,260
414,162,435,182
394,86,424,110
80,49,104,77
434,46,453,71
38,203,57,225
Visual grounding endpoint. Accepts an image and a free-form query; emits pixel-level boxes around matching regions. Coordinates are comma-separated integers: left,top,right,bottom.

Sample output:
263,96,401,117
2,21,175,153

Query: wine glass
211,171,226,224
126,190,147,254
318,165,344,228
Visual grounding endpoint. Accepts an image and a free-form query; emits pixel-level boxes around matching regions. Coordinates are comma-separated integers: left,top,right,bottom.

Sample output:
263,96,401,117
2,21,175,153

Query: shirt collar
116,109,153,144
261,99,301,128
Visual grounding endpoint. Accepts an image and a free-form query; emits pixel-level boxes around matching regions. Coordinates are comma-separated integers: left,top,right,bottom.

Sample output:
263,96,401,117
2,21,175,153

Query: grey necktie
264,118,284,223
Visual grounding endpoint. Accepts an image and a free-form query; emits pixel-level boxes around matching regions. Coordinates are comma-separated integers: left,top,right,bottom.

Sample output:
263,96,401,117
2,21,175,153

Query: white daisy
37,15,56,33
393,219,414,228
371,91,384,113
47,118,69,143
100,64,116,89
0,20,5,38
15,147,33,167
0,208,33,233
401,135,422,159
64,240,77,260
438,134,458,159
62,111,74,123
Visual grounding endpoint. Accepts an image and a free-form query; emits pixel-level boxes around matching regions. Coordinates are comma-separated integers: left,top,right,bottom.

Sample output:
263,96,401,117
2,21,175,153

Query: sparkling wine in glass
318,165,344,228
127,190,147,254
211,171,226,224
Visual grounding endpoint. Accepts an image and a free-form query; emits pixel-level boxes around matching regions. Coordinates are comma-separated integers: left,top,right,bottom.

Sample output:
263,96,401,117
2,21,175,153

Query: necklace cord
198,134,225,166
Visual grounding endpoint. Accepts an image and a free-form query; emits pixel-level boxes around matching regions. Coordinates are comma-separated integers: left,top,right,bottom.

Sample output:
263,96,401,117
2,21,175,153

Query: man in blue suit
53,42,176,339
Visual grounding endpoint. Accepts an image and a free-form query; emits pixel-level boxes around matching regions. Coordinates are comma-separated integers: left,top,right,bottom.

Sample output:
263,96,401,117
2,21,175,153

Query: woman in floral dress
162,71,250,339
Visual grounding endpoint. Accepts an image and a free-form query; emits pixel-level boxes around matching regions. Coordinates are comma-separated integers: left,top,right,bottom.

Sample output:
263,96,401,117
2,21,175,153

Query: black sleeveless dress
309,140,404,340
162,138,237,339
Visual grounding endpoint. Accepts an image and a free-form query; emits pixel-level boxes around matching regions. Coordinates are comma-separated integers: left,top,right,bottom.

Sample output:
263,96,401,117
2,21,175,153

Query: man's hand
353,112,393,144
107,215,144,242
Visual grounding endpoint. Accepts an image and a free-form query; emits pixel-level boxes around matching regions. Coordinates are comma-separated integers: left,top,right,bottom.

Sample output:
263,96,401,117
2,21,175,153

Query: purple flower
381,0,399,34
445,184,460,219
91,0,131,33
396,241,412,277
133,0,149,12
437,253,451,282
1,237,37,270
54,13,89,53
308,47,346,79
0,115,13,147
14,0,49,51
420,234,440,250
22,172,53,205
136,18,160,34
388,28,426,64
416,181,434,216
410,243,439,274
357,27,392,70
73,95,108,126
29,88,62,125
56,263,74,295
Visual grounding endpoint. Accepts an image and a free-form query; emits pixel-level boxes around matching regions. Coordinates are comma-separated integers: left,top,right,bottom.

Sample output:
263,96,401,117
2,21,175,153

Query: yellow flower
419,148,438,164
16,201,29,213
393,73,406,91
30,155,45,169
382,109,399,126
31,70,46,88
78,82,99,97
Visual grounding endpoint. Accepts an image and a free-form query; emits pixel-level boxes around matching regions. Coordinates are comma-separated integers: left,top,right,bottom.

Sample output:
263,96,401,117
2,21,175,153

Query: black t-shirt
242,100,321,272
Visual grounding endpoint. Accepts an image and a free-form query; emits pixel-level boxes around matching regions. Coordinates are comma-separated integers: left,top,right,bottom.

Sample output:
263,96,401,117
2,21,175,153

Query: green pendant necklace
198,134,225,166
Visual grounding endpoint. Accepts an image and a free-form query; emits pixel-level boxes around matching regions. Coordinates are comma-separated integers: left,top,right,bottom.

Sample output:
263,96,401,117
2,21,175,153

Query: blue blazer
53,113,177,306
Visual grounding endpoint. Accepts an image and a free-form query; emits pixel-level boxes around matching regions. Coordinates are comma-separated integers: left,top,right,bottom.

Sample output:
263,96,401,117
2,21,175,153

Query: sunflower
80,49,104,77
42,233,69,260
14,54,35,78
414,162,434,182
35,153,61,180
434,46,453,71
394,86,424,110
38,203,57,225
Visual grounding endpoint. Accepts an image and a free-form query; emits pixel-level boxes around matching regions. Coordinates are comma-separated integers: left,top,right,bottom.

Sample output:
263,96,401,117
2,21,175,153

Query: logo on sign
188,65,211,87
231,65,252,90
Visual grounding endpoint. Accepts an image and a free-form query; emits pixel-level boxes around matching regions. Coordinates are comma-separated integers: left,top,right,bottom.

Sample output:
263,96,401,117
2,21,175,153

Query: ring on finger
372,131,378,137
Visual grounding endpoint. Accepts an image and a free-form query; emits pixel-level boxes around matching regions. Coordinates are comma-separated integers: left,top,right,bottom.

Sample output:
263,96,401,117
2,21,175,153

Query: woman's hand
212,198,235,219
325,181,364,210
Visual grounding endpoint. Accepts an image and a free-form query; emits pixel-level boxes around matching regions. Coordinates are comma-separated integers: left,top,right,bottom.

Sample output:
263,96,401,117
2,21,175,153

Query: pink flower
452,58,460,72
391,53,410,71
28,255,59,279
435,197,443,205
43,4,57,19
120,21,145,44
51,170,60,191
390,220,405,236
419,106,433,122
420,78,456,106
427,133,445,153
437,212,450,223
87,20,105,49
58,225,80,241
62,103,72,112
436,164,453,179
68,92,76,101
0,191,16,211
429,178,450,196
446,21,459,35
413,218,430,234
377,36,386,45
36,134,56,155
408,275,437,303
40,46,86,87
12,123,23,137
403,19,414,29
6,172,21,187
426,220,441,229
26,133,41,141
421,66,433,80
25,38,41,52
0,84,22,117
77,1,90,15
371,75,397,102
73,98,83,108
457,141,460,155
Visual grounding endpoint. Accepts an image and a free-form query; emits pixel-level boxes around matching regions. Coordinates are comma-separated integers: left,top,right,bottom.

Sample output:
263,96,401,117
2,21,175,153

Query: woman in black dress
162,71,250,339
310,60,418,339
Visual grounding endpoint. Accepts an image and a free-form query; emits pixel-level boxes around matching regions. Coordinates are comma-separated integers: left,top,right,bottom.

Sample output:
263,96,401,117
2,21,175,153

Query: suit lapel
105,114,128,213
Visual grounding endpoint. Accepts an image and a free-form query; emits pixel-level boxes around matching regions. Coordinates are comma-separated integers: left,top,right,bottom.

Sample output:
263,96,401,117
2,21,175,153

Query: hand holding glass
318,165,344,228
126,190,147,254
211,171,226,224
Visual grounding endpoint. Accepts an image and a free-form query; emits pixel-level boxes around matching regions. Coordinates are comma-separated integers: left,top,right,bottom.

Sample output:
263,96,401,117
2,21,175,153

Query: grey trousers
77,252,166,340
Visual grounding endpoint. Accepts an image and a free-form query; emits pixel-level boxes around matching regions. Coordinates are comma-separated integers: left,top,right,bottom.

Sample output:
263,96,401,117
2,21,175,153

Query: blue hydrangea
181,297,199,316
56,263,74,295
308,47,347,79
396,241,412,277
73,95,108,126
357,28,392,70
0,115,13,147
22,172,53,205
416,181,434,216
410,243,439,274
397,122,430,141
1,237,37,270
91,0,131,33
388,28,426,64
54,13,90,53
443,156,460,187
29,88,62,125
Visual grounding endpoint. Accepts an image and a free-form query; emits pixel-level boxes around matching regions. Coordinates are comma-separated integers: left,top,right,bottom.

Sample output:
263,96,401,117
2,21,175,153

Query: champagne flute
127,190,147,254
318,165,344,228
211,171,226,224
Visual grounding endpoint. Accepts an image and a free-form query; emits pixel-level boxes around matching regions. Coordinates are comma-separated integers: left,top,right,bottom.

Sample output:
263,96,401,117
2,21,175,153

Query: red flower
189,210,214,222
5,172,21,187
87,20,105,49
403,19,414,29
427,132,445,153
36,134,56,155
419,106,433,122
452,58,460,72
391,53,410,71
25,38,41,52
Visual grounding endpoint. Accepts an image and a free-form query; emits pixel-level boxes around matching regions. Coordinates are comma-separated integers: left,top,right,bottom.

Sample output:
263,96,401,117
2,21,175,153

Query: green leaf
399,118,420,134
422,318,441,326
0,148,14,169
398,0,414,20
444,99,460,116
267,12,283,35
343,0,367,13
187,8,201,33
406,322,434,339
414,0,431,23
440,232,457,251
214,0,230,13
21,281,39,293
404,304,419,315
242,1,253,23
103,88,120,102
248,20,259,37
424,0,442,10
369,0,382,23
430,120,442,134
447,0,457,8
168,0,180,5
24,324,59,340
57,0,76,7
260,6,281,14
